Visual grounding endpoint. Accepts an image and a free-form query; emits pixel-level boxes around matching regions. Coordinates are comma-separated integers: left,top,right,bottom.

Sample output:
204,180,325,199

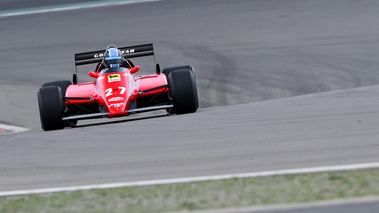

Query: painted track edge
1,162,379,197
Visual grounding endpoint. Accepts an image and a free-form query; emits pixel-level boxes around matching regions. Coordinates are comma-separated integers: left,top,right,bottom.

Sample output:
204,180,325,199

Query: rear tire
168,69,199,114
37,86,65,131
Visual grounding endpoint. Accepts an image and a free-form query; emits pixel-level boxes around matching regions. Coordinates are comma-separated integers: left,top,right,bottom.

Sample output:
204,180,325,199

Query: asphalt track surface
1,0,379,211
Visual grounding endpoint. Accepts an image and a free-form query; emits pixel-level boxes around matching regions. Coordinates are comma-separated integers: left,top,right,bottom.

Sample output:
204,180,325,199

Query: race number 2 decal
105,88,113,97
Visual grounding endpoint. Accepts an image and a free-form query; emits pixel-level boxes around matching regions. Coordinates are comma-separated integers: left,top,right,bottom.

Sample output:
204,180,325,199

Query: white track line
0,124,29,135
186,196,379,213
1,162,379,197
0,0,162,18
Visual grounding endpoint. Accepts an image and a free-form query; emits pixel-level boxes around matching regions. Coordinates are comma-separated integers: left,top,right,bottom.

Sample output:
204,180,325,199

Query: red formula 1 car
37,43,198,131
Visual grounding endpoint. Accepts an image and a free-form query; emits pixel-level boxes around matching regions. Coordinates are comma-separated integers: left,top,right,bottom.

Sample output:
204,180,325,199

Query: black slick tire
162,65,194,81
42,80,72,97
168,69,199,114
42,80,75,127
37,86,65,131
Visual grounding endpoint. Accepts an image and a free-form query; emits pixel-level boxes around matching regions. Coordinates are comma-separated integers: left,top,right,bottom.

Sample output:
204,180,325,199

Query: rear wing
72,43,160,83
74,43,155,66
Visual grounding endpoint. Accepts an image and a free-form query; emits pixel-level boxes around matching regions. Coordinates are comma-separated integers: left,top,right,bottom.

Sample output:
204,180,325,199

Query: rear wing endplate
74,43,155,66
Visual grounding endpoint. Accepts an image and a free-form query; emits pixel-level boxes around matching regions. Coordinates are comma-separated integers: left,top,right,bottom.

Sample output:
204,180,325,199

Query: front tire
42,80,72,97
42,80,75,127
162,65,194,80
168,69,199,114
37,86,65,131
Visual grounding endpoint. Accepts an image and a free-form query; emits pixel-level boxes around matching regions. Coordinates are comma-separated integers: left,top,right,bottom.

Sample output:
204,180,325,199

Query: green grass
1,169,379,213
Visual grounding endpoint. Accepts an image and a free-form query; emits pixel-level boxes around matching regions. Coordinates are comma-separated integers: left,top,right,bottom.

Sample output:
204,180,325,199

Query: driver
103,45,124,68
95,45,134,72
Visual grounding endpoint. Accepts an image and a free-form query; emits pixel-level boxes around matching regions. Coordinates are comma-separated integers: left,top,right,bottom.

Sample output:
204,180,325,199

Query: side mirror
73,73,78,84
130,66,140,74
88,71,99,78
156,63,161,74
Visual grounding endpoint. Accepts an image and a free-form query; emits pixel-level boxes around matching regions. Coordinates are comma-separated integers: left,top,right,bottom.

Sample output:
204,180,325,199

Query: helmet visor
104,56,123,65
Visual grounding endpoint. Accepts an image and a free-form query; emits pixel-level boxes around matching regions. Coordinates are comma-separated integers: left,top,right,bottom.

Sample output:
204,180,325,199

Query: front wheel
168,69,199,114
42,80,72,97
162,65,194,81
37,86,65,131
